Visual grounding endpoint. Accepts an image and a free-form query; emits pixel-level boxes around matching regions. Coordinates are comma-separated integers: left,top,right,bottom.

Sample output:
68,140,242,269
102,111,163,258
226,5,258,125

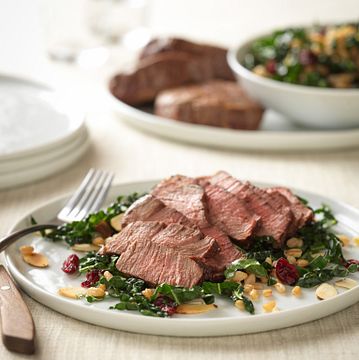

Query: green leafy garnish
47,192,144,246
225,259,268,279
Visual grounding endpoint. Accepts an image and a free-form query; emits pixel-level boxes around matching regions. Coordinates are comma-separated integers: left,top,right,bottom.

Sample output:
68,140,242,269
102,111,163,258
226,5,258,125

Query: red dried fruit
299,49,317,65
345,259,359,270
275,257,299,285
154,296,177,316
61,254,80,274
265,60,277,74
81,269,102,288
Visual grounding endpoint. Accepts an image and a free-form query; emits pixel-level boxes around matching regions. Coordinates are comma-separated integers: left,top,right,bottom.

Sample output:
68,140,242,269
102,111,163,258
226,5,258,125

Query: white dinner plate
4,180,359,336
108,91,359,152
0,126,89,174
0,129,90,190
0,74,85,160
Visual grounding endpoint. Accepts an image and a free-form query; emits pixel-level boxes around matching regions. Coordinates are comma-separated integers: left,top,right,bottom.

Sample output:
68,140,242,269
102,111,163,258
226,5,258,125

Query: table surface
1,1,358,359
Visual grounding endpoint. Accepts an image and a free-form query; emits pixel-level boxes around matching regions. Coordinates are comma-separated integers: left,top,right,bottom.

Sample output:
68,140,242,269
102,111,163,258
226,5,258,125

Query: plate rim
4,179,359,336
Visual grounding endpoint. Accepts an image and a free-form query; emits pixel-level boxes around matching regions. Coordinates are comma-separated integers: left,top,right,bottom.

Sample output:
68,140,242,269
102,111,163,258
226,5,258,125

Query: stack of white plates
0,75,90,190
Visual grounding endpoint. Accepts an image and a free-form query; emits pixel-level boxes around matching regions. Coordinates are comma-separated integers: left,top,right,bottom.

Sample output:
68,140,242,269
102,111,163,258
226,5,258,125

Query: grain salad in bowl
227,22,359,129
243,23,359,88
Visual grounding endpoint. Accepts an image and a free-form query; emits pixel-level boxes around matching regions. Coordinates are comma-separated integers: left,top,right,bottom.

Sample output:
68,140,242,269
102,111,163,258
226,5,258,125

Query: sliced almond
92,237,105,246
316,283,337,300
23,253,49,268
335,278,357,289
263,300,277,313
337,234,350,247
176,303,217,314
110,214,124,232
71,243,100,252
234,300,245,310
58,287,86,299
19,245,34,256
86,287,105,298
286,237,303,248
231,271,248,283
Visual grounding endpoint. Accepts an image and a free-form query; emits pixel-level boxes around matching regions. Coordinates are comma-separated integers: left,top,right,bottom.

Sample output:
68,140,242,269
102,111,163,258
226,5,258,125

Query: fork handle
0,224,58,253
0,265,35,354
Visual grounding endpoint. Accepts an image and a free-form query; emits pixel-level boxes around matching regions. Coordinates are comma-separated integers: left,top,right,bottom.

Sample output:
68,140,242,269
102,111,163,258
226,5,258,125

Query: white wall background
149,0,359,46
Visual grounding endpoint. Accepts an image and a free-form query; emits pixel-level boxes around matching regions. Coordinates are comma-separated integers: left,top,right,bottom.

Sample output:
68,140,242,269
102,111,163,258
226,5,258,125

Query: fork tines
57,169,114,223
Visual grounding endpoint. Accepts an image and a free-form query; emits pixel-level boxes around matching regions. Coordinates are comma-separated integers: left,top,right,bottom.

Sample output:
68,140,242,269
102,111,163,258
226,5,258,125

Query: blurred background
1,0,358,76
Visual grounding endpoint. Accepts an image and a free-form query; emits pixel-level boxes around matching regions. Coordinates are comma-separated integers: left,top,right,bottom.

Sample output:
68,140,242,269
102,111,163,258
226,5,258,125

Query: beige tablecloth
1,1,359,358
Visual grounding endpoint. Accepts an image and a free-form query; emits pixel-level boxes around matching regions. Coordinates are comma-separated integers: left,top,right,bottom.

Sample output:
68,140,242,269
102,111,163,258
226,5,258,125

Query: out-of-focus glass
87,0,150,48
38,0,149,66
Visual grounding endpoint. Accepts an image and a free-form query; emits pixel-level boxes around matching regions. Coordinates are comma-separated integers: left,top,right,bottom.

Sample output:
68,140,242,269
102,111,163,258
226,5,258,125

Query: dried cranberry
275,257,299,285
61,254,80,274
299,50,317,65
345,259,359,270
81,269,102,288
154,296,177,316
265,60,277,74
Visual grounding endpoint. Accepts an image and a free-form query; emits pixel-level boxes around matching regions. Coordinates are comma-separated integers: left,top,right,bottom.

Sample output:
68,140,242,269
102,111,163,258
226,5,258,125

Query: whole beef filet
154,81,264,130
116,240,204,288
209,171,294,248
140,38,235,81
109,52,213,106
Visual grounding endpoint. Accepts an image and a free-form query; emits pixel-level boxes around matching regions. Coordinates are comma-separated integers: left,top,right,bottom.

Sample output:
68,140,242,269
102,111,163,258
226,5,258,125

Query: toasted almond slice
142,288,155,300
103,271,113,281
92,237,105,246
23,253,49,267
176,303,217,314
262,300,277,313
86,287,105,298
234,300,245,310
316,283,337,300
71,243,100,252
19,245,34,256
110,214,124,232
58,287,86,299
231,271,248,283
286,237,303,248
337,234,350,247
335,278,357,289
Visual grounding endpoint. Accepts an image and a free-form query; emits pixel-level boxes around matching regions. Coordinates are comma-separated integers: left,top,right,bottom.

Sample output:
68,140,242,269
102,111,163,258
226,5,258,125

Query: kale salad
36,192,359,317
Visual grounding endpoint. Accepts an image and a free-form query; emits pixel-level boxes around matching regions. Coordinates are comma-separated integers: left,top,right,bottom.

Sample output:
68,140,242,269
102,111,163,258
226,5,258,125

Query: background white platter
108,91,359,152
4,180,359,336
0,74,85,160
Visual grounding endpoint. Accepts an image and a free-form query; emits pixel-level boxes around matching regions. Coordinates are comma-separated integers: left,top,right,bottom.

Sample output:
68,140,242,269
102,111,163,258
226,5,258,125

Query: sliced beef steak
139,37,235,81
116,240,204,288
104,221,218,262
104,221,165,255
151,175,208,228
203,184,260,246
267,187,314,229
151,175,244,273
210,171,294,248
121,194,192,228
154,81,264,130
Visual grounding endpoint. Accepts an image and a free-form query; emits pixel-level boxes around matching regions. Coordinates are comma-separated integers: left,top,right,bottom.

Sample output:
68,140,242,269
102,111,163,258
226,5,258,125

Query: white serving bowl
227,36,359,129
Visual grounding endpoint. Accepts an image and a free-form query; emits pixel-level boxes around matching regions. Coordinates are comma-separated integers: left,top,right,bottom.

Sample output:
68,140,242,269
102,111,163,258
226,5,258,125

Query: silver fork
0,168,114,253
